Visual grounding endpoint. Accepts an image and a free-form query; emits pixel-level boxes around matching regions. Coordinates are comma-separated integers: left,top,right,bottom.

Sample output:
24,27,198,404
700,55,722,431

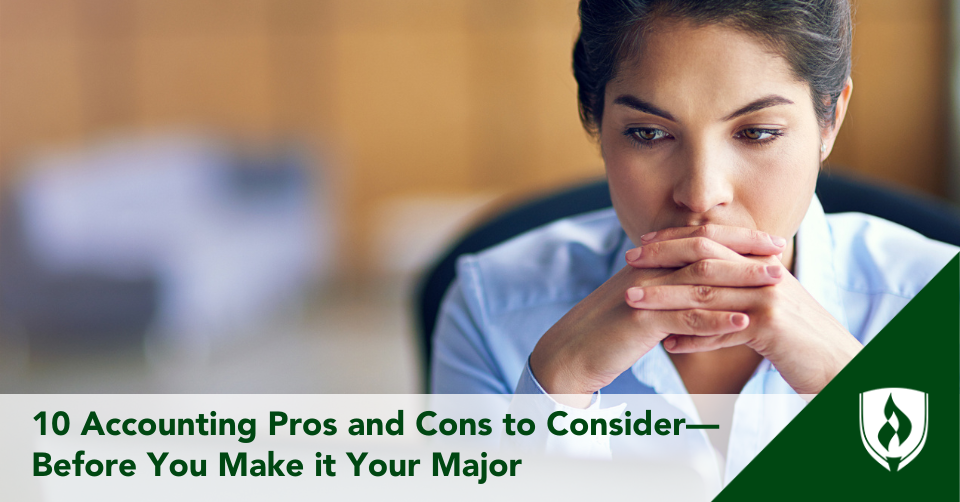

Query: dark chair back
415,171,960,389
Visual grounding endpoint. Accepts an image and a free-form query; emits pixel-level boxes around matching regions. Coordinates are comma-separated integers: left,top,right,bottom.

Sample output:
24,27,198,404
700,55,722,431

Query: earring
820,144,827,153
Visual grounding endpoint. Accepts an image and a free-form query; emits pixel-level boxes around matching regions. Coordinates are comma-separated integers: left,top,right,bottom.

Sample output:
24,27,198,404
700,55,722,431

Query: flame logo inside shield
860,388,928,472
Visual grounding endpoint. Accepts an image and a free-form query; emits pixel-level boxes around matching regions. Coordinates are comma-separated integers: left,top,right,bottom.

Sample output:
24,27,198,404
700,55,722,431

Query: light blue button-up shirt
431,195,958,487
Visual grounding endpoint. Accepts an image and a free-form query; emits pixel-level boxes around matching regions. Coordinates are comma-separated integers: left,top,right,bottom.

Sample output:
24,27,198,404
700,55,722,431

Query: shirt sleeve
506,359,625,458
431,277,512,394
431,257,624,459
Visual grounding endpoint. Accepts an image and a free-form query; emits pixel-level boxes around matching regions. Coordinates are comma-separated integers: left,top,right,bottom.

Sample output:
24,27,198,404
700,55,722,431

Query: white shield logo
859,388,928,472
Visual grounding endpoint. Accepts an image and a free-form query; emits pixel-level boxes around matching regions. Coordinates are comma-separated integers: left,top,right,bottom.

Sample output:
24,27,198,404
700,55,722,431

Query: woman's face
600,20,850,269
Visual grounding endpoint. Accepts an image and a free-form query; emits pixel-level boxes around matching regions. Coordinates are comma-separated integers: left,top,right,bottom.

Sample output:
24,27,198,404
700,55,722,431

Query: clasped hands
529,224,862,407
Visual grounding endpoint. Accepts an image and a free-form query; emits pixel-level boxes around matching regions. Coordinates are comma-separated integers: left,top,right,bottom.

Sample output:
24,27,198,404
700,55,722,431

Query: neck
669,345,763,394
782,236,796,274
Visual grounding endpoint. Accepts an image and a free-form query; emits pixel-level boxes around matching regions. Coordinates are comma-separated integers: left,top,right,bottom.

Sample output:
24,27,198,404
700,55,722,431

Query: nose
671,141,734,214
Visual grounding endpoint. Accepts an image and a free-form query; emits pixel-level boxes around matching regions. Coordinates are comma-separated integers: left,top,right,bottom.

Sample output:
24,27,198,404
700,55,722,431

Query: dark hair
573,0,852,134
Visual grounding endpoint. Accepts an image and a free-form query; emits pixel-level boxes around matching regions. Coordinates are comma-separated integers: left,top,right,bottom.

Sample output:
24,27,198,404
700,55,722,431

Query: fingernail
663,337,677,350
732,314,748,328
626,248,642,262
766,265,782,278
640,231,657,242
770,235,786,247
626,288,644,302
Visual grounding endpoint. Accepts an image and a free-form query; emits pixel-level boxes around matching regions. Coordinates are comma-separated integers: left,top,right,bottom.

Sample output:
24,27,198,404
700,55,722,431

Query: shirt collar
793,194,849,331
616,193,848,393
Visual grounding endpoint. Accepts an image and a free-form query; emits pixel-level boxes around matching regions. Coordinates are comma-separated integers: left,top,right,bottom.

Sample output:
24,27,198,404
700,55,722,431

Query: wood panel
828,0,950,196
0,0,949,275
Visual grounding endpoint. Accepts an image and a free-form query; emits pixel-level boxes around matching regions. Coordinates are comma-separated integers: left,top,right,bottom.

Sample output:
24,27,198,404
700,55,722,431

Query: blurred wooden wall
828,0,952,195
0,0,951,274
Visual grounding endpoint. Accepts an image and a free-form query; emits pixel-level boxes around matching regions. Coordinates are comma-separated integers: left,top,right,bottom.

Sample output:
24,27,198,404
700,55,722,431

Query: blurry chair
415,170,960,389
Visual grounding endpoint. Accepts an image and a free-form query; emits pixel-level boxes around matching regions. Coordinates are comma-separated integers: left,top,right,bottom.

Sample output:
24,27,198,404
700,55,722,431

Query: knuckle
752,263,767,278
767,315,786,333
758,300,779,320
692,259,713,277
768,285,787,303
693,285,715,304
692,236,713,254
750,229,766,243
693,225,712,238
682,310,703,330
763,308,787,333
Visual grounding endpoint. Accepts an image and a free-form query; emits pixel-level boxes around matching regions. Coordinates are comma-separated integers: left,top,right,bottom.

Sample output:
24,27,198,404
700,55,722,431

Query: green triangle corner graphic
714,254,959,501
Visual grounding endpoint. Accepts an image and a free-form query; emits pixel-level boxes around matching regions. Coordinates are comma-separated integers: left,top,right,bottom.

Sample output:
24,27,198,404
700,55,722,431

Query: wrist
529,346,596,398
785,334,862,395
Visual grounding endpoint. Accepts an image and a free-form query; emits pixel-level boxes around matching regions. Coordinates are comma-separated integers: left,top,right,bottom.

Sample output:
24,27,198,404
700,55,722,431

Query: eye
624,127,672,147
736,128,783,144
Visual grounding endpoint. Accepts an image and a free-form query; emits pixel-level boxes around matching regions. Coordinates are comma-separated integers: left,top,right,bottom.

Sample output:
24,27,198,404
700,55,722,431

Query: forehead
607,20,809,117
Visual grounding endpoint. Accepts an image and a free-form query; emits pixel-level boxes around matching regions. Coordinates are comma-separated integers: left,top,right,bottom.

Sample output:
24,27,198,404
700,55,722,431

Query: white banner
0,394,810,501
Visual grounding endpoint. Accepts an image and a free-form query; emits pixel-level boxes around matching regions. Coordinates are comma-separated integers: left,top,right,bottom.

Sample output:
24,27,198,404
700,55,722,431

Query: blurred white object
371,194,501,277
15,133,331,350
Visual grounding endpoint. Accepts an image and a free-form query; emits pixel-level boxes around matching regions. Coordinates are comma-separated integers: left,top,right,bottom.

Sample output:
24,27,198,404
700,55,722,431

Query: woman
430,0,957,477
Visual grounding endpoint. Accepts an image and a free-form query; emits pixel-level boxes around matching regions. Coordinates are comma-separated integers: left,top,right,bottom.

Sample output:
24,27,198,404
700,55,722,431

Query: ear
820,78,853,162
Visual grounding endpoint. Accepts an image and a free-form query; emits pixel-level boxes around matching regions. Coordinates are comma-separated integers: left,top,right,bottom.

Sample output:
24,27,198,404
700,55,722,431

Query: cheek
738,146,819,236
602,140,671,239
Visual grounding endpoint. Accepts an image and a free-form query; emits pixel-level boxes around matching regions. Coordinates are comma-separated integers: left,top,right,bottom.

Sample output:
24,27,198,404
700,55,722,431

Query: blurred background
0,0,958,393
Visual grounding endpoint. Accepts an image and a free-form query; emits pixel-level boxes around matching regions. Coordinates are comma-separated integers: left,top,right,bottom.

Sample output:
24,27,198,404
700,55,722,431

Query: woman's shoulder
826,212,959,298
454,207,626,316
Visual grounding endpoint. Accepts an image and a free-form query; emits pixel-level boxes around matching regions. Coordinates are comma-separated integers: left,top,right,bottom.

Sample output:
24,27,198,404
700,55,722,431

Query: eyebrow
612,95,675,121
722,95,795,121
611,94,795,122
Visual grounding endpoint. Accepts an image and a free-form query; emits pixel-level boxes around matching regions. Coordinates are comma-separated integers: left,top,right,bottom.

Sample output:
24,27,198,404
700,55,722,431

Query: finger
637,309,749,337
638,224,786,256
663,331,749,353
670,259,784,287
745,254,782,266
625,237,743,268
625,284,768,310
